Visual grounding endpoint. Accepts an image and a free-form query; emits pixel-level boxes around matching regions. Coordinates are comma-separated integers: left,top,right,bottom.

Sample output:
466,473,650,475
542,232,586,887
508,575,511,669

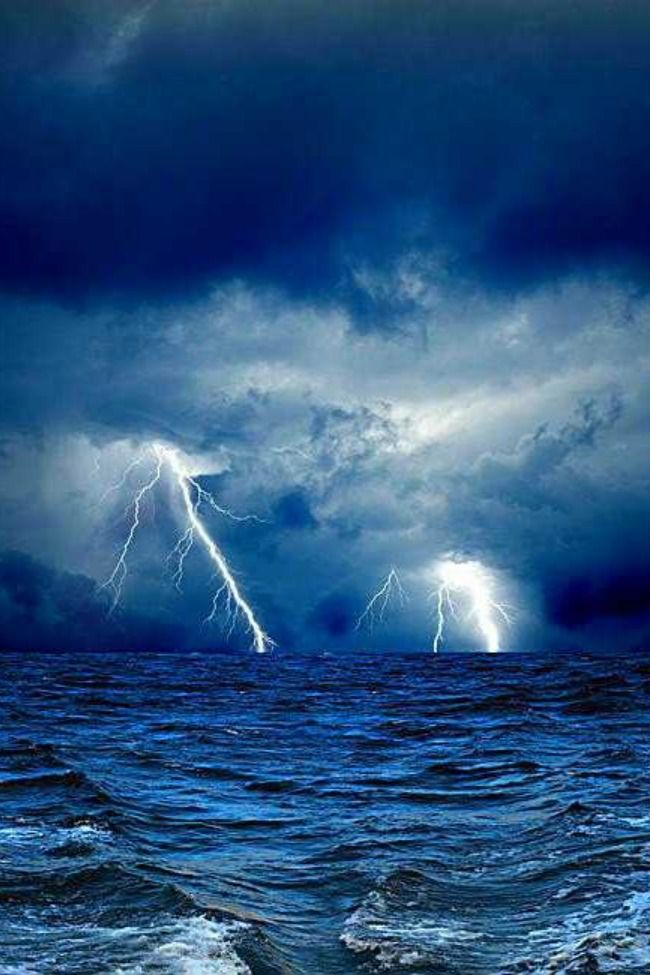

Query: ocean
1,650,649,974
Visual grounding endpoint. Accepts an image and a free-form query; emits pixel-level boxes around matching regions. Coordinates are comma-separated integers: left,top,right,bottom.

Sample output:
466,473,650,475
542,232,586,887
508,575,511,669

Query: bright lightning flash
431,560,511,653
356,568,407,631
100,442,272,653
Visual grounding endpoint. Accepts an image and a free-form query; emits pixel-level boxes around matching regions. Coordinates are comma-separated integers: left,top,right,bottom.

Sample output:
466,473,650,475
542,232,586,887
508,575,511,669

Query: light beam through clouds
100,442,272,653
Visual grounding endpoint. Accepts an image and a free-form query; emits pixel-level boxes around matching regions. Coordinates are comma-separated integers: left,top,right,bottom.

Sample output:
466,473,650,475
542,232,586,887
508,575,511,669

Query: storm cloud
0,1,649,653
0,549,182,651
2,0,650,305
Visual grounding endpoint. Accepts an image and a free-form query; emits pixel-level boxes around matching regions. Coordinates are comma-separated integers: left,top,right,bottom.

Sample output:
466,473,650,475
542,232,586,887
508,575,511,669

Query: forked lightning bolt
100,442,272,653
159,444,272,653
431,560,511,653
356,568,407,630
100,451,164,613
96,447,148,507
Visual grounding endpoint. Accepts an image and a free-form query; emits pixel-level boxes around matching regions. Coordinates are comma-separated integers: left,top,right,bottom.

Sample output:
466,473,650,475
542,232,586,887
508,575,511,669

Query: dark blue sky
1,0,649,652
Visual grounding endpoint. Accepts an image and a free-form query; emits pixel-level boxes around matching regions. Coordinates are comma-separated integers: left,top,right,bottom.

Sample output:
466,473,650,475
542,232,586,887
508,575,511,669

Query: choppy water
2,651,650,974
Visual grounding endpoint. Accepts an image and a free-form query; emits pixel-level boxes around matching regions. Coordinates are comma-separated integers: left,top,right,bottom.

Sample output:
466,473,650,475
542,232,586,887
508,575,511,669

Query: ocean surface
1,650,650,975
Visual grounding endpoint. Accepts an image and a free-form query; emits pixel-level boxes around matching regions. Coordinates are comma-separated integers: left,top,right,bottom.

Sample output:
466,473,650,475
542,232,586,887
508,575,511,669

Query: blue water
1,651,650,974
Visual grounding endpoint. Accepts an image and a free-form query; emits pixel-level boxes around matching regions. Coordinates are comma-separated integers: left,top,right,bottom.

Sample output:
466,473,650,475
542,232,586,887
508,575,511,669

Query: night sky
1,0,649,653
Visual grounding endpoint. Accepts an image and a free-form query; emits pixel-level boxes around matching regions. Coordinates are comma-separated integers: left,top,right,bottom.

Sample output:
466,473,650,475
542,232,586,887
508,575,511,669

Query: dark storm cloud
308,591,357,641
547,564,650,631
0,550,183,651
272,490,318,532
446,394,650,648
2,0,650,305
1,2,649,656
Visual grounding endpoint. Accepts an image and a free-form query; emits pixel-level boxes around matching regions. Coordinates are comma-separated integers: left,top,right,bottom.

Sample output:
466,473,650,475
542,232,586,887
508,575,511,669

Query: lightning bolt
432,586,445,654
100,442,272,653
100,451,164,613
167,525,194,592
164,466,264,592
356,567,407,631
431,560,511,653
96,446,148,507
158,444,272,654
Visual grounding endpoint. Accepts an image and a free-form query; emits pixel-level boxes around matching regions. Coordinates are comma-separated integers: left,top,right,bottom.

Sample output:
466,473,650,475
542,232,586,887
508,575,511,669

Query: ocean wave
0,820,113,854
113,917,252,975
0,766,117,812
341,869,484,971
506,885,650,974
4,650,650,974
1,912,255,975
0,769,86,791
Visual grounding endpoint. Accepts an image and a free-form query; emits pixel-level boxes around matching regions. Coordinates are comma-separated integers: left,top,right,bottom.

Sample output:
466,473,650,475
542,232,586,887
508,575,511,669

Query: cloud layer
0,1,649,652
2,1,650,304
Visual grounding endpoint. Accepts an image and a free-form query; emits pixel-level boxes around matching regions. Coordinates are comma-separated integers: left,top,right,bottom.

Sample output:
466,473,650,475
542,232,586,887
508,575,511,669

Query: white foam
341,889,482,970
2,910,252,975
620,815,650,827
113,917,251,975
0,821,112,864
513,884,650,974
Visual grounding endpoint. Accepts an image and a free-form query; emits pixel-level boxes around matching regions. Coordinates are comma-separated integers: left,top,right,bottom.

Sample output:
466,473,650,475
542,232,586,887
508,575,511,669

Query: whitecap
113,917,251,975
341,888,483,971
